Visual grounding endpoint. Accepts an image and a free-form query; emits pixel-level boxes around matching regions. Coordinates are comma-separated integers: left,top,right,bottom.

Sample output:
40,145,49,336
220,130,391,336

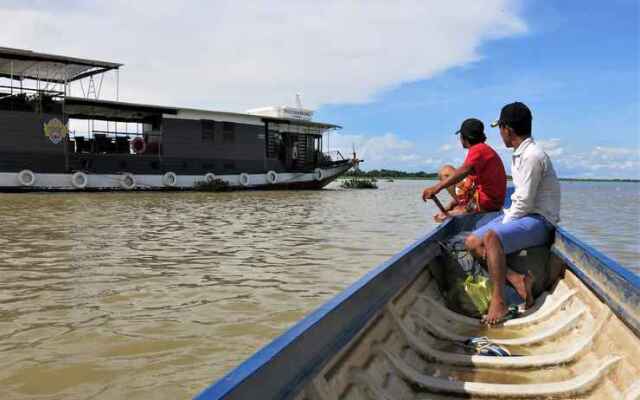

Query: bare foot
483,299,508,325
509,271,535,308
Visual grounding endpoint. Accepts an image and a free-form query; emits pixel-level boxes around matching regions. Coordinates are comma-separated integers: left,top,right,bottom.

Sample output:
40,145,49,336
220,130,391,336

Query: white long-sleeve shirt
503,138,561,224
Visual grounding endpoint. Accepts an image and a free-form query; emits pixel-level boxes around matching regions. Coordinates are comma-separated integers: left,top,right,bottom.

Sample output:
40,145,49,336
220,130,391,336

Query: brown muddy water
0,180,638,399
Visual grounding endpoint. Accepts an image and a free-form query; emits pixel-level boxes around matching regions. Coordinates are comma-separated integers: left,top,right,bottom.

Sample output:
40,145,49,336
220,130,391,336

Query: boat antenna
296,93,303,110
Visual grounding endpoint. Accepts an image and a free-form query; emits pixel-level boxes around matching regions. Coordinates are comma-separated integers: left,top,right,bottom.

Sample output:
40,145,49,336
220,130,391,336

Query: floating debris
341,177,378,189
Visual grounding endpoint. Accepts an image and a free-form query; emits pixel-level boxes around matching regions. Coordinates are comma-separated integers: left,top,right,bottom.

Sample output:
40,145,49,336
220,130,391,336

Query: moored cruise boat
0,47,354,191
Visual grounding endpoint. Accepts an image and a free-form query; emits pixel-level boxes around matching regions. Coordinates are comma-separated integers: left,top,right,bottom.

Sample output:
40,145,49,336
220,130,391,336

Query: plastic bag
447,274,493,317
463,274,493,315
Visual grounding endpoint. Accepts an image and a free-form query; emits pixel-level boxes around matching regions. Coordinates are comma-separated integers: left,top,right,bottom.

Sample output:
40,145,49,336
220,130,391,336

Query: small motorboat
194,212,640,399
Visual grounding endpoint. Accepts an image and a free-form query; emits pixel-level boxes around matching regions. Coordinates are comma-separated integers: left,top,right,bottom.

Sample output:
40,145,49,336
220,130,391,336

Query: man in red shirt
422,118,507,217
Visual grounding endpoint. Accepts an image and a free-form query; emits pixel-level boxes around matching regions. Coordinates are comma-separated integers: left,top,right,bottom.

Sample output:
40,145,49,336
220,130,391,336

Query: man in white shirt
464,102,561,325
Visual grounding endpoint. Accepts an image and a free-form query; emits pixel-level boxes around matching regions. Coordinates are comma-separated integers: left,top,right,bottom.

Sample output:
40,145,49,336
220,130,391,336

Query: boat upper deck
0,47,122,83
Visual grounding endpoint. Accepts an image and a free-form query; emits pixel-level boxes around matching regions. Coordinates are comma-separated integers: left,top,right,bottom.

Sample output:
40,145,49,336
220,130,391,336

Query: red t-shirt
462,143,507,211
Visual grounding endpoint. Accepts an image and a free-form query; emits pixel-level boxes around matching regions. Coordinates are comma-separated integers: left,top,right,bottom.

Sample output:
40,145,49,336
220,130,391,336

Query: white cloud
543,140,640,179
327,132,416,165
537,138,564,157
0,1,526,111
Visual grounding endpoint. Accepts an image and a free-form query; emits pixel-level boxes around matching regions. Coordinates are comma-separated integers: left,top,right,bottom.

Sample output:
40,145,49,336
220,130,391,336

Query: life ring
163,171,177,187
204,172,216,183
131,137,146,154
239,173,250,187
266,170,278,184
17,169,36,186
120,173,136,190
314,168,324,181
71,171,88,189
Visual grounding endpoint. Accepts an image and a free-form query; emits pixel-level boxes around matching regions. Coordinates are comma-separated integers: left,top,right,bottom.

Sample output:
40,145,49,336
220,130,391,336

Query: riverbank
342,170,639,183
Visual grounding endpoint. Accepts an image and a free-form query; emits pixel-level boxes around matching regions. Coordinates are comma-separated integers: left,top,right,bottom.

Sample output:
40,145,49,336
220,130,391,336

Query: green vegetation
341,176,378,189
194,178,232,192
343,168,638,182
343,169,438,179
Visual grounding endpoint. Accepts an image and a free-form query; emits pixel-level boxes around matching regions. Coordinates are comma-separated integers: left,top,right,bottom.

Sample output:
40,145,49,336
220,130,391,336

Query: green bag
463,274,493,315
447,274,493,317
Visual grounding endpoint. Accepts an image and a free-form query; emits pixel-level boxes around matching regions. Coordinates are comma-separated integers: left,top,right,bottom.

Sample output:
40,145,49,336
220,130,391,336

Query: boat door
282,133,301,170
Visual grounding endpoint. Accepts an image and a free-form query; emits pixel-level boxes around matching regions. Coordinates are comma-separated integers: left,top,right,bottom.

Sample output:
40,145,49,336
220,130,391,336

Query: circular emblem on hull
43,118,68,144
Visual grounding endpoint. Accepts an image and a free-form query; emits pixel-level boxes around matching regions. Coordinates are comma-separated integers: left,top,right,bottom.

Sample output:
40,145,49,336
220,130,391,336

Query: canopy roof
0,47,121,84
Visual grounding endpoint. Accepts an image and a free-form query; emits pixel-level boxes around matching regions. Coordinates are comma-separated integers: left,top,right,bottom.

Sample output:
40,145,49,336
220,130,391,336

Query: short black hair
464,132,487,145
496,102,532,137
502,119,531,137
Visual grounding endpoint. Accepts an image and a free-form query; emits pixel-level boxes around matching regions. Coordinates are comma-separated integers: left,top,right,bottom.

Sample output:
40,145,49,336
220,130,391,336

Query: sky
1,0,638,178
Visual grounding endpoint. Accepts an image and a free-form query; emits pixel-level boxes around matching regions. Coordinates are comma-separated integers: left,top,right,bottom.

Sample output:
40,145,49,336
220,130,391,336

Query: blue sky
317,0,639,178
1,0,638,178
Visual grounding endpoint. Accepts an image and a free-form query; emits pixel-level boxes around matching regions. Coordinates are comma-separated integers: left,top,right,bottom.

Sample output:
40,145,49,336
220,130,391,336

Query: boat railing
323,150,346,161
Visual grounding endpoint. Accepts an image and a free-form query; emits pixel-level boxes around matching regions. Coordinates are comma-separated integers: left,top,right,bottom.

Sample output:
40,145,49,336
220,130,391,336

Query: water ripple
0,181,637,399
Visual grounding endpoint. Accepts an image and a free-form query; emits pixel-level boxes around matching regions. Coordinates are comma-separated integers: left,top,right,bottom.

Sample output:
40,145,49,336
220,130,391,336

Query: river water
0,180,638,399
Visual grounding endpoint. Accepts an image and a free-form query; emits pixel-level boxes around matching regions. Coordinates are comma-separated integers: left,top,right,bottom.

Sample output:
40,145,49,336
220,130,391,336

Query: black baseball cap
455,118,486,141
490,102,533,128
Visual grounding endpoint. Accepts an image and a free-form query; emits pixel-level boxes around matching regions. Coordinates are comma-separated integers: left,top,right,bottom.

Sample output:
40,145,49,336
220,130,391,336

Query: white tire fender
239,173,250,187
71,171,88,189
266,170,278,184
204,172,216,183
17,169,36,186
121,173,136,190
163,171,177,187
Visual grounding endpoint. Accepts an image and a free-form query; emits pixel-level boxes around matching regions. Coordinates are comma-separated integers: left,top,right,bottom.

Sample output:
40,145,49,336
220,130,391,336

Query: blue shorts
471,214,553,255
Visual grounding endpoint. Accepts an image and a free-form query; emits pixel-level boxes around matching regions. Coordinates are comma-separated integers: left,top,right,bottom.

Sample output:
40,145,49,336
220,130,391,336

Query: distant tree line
344,168,638,182
345,169,439,179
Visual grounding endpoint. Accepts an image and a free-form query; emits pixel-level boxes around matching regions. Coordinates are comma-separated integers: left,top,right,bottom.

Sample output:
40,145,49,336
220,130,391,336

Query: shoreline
341,174,639,183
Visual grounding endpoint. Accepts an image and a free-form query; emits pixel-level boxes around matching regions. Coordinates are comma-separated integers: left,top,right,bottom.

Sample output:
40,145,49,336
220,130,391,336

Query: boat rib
382,347,622,398
418,288,578,328
387,305,606,369
409,306,586,346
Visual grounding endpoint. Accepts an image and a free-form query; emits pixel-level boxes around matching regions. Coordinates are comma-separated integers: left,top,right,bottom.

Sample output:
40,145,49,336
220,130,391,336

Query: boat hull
0,162,353,192
194,212,640,400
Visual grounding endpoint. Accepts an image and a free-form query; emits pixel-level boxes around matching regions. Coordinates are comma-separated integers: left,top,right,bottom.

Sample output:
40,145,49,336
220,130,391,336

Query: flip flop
464,336,512,356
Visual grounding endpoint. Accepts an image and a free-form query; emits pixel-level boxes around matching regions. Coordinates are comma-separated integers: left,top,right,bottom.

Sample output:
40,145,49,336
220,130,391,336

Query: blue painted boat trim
194,219,454,400
552,226,640,336
557,227,640,288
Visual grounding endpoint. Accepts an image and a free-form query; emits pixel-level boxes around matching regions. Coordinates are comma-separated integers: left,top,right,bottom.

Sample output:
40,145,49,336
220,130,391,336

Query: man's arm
422,164,473,201
503,155,544,223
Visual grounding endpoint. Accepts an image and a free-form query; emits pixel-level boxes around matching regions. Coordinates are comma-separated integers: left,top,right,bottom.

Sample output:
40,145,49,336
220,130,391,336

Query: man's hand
422,185,440,202
433,212,448,223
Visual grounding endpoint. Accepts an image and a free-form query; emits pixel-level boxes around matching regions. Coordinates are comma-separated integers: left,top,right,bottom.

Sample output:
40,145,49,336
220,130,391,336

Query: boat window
67,118,162,156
